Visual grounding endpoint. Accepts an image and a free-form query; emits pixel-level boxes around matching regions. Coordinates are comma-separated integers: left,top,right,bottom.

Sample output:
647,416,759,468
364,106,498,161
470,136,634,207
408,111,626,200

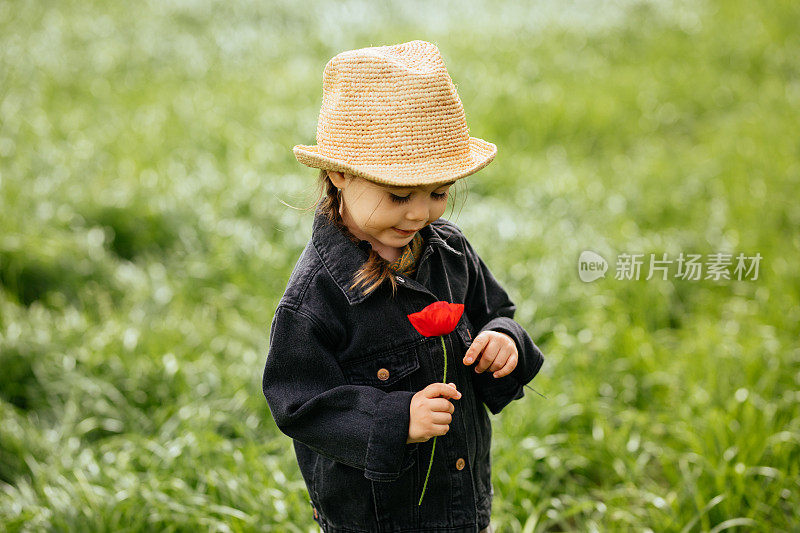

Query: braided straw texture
293,40,497,187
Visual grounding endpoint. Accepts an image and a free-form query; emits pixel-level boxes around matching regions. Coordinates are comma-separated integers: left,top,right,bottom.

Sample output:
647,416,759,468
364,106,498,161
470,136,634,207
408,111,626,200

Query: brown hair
294,169,466,298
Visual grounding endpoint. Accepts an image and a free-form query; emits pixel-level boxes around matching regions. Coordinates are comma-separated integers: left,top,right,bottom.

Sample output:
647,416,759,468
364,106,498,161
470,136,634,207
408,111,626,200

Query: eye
431,191,448,201
389,193,411,204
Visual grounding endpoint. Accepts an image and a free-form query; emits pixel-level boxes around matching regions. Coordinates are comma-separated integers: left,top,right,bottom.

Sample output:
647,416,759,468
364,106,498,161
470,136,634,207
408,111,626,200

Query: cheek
377,207,402,227
358,199,397,229
432,202,448,220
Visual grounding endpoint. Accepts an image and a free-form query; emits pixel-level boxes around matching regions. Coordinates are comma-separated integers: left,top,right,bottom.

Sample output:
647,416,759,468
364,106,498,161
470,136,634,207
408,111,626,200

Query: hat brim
292,137,497,187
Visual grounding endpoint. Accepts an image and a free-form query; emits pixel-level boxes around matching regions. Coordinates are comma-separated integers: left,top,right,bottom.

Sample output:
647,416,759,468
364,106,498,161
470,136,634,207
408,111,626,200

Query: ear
327,170,347,189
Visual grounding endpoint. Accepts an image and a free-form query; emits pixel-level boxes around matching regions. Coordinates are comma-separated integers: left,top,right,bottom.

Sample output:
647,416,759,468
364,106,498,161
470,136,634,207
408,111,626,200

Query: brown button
377,368,390,381
456,458,465,470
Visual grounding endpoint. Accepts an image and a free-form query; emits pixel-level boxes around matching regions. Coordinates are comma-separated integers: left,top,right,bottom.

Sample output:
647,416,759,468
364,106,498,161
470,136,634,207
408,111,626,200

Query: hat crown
317,40,470,164
293,40,496,187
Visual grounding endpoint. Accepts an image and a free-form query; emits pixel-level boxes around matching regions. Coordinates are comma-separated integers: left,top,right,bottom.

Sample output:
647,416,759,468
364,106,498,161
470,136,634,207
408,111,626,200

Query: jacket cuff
364,390,417,482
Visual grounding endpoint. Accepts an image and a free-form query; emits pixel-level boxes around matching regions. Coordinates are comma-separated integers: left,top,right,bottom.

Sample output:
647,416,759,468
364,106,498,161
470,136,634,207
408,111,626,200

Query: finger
491,336,518,377
430,399,455,413
431,412,452,425
475,339,501,373
493,352,518,378
488,345,511,373
463,332,490,365
433,424,450,436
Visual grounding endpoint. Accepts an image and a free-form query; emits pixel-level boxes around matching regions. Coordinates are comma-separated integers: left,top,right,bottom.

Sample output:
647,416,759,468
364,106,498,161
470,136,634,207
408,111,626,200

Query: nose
405,196,429,224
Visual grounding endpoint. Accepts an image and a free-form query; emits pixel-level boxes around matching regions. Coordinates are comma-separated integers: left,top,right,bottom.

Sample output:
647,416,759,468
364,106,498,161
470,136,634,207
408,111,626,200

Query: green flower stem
418,335,448,506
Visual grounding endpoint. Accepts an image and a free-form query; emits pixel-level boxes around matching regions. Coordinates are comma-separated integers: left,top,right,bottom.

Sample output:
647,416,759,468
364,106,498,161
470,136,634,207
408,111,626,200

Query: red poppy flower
407,301,464,337
407,300,464,506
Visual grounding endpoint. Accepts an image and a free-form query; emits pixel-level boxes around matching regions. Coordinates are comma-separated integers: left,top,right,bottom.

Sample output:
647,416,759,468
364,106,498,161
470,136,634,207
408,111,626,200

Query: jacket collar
311,201,462,305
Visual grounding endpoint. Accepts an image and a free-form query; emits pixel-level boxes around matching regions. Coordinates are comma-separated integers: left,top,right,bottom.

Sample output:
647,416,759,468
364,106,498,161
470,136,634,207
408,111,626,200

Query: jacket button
456,457,465,470
377,368,390,381
313,508,318,519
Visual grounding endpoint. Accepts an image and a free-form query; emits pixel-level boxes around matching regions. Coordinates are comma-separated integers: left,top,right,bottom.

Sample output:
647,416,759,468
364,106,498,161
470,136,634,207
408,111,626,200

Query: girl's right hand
407,382,461,444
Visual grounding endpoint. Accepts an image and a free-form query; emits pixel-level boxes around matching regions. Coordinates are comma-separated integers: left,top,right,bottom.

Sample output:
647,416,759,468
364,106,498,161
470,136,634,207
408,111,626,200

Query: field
1,0,798,531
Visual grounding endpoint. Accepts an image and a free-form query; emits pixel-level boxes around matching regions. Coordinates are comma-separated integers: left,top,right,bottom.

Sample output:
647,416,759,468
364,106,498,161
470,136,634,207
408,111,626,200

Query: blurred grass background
1,0,799,531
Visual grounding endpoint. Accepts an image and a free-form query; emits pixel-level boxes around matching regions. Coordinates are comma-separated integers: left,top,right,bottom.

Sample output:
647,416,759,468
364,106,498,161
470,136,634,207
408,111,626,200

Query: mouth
393,227,419,236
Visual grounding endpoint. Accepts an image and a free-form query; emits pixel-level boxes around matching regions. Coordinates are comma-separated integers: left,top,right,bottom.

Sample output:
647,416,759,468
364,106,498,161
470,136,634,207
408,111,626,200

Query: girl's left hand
462,331,518,378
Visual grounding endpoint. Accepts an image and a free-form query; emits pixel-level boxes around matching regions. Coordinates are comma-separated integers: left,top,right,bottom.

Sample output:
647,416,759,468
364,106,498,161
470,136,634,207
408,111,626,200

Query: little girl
262,40,544,533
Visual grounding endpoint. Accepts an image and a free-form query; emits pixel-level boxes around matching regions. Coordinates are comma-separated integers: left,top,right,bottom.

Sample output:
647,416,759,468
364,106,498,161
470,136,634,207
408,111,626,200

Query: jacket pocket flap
340,342,421,387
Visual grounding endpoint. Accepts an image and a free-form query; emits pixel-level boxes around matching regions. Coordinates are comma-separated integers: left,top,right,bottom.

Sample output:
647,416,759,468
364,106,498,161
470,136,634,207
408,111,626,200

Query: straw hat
293,40,497,187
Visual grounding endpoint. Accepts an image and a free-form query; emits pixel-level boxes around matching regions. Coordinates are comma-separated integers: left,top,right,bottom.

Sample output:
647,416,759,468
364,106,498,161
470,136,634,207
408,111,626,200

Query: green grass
1,0,799,531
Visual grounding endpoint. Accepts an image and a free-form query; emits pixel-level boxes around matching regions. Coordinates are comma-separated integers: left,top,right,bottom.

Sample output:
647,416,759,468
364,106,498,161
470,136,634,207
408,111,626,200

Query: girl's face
327,171,454,261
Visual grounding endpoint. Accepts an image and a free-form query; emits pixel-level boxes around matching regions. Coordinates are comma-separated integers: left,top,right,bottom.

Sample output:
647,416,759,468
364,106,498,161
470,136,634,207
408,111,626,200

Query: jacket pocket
314,454,378,531
340,339,422,389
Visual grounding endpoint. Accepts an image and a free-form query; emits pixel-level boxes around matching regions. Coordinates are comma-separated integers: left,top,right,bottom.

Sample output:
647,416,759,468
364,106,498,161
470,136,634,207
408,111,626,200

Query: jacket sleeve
262,305,418,482
462,237,545,415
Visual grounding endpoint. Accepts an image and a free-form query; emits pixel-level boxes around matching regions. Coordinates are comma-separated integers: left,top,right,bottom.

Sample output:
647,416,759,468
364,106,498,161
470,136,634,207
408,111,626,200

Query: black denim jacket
262,203,545,532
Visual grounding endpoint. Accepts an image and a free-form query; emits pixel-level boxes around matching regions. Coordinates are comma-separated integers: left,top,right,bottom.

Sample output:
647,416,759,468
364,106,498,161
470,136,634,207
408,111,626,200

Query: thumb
425,382,461,399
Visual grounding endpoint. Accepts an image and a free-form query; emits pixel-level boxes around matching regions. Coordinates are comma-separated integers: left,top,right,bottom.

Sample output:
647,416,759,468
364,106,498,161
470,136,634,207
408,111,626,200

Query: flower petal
407,301,465,337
